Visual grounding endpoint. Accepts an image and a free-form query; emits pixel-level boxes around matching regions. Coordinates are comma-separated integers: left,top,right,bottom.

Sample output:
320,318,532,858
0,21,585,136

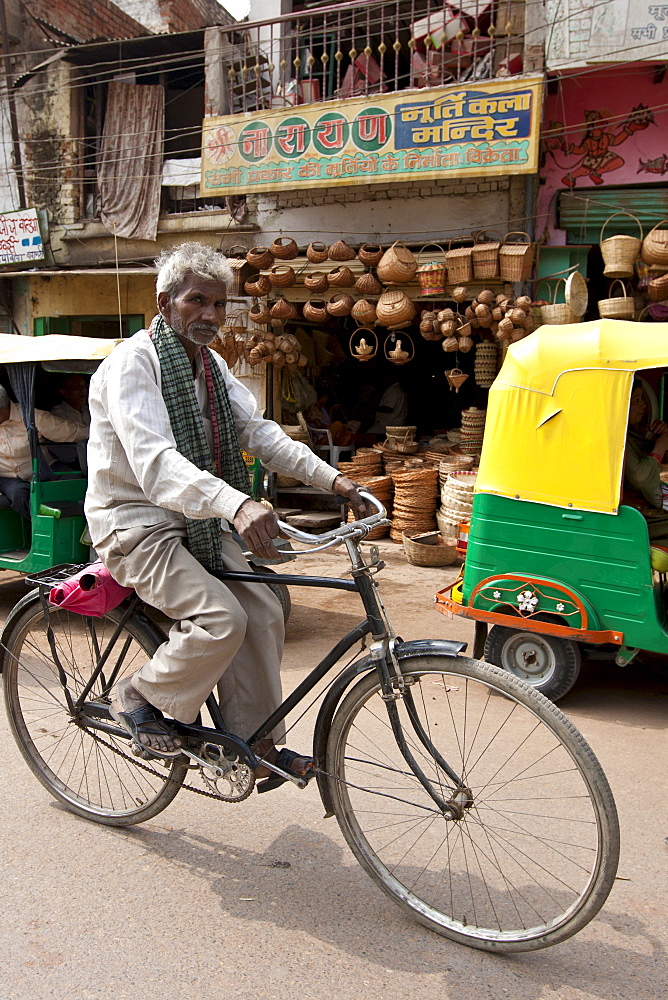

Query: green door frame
33,316,143,336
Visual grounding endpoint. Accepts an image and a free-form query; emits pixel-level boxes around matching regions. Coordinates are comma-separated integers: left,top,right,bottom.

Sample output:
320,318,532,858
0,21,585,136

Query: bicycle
0,492,620,953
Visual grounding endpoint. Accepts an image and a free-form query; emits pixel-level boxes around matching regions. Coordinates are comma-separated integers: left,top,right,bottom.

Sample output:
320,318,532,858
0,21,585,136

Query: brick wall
24,0,147,42
157,0,234,32
261,177,511,212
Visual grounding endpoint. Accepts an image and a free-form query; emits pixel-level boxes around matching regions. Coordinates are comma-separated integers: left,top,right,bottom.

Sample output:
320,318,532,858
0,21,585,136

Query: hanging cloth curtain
98,81,165,242
5,362,53,480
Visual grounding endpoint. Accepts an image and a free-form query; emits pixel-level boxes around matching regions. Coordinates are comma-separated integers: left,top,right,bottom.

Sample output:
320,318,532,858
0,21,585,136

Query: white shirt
0,401,89,480
85,330,339,542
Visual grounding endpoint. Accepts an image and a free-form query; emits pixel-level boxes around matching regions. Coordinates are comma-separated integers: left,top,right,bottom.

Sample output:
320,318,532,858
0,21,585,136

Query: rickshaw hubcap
501,633,556,684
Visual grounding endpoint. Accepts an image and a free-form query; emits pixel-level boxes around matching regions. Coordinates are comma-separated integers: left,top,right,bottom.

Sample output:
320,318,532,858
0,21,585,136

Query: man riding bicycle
84,242,365,788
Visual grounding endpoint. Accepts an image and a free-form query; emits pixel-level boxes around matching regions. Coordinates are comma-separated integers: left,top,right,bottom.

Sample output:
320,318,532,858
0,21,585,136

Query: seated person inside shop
0,385,89,520
623,379,668,541
44,374,91,473
367,377,409,435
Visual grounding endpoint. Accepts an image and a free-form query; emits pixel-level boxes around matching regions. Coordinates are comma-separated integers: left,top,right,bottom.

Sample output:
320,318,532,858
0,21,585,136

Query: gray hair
0,386,9,409
155,242,233,300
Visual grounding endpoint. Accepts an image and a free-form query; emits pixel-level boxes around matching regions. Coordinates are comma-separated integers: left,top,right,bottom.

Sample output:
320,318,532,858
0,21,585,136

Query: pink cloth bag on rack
49,561,134,617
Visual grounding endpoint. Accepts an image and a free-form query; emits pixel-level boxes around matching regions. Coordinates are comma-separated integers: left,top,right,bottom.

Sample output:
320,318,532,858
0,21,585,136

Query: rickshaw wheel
485,623,581,702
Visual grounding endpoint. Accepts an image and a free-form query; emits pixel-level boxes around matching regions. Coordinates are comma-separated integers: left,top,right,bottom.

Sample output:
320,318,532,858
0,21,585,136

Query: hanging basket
306,241,329,263
598,279,635,320
268,265,296,287
384,332,414,365
303,298,329,323
327,265,355,287
304,271,329,292
377,241,418,284
355,270,383,295
642,219,668,266
270,297,298,322
539,279,578,325
224,244,254,296
326,291,354,317
416,243,447,296
472,230,502,280
249,302,271,325
600,212,643,278
499,232,534,282
246,246,274,270
329,239,356,261
444,368,469,393
445,237,474,284
349,327,378,361
648,272,668,303
270,236,298,260
357,242,384,266
244,274,271,296
351,298,377,325
376,288,416,329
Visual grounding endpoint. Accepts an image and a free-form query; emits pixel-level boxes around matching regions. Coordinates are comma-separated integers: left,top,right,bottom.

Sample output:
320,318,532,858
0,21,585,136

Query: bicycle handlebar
276,490,388,551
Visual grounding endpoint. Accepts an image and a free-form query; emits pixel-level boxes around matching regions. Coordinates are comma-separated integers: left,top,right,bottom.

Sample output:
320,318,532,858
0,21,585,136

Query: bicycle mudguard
313,638,468,818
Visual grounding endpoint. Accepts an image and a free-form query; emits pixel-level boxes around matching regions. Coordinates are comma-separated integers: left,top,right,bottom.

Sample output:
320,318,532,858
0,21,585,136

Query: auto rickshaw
436,318,668,700
0,332,120,575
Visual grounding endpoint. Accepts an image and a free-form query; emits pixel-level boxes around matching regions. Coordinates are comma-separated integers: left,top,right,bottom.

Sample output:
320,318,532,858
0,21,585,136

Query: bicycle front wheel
2,595,187,827
326,655,619,953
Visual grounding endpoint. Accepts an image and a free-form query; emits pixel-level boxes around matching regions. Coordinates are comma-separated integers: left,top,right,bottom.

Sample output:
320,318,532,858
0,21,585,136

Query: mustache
190,322,219,332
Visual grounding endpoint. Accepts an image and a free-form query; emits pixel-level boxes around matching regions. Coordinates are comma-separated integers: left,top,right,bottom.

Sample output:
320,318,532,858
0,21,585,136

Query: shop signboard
0,208,44,266
201,76,543,196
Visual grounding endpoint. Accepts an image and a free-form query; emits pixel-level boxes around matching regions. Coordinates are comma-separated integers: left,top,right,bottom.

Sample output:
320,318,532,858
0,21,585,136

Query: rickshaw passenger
0,385,89,520
624,382,668,541
47,374,91,473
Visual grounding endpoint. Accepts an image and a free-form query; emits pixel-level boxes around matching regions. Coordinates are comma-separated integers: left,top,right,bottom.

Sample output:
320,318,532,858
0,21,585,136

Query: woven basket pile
458,407,486,457
474,343,498,388
347,474,393,539
390,469,439,542
438,454,474,485
337,448,383,479
437,471,477,540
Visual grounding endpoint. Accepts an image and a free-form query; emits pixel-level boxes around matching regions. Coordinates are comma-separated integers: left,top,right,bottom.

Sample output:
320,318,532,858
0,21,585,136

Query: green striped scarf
149,315,250,573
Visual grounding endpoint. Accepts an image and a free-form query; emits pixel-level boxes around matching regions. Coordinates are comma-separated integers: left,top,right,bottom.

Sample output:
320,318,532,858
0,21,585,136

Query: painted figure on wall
545,104,654,188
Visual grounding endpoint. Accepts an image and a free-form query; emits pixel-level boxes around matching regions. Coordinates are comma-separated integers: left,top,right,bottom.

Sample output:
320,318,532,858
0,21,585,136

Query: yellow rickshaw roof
476,319,668,515
0,333,120,364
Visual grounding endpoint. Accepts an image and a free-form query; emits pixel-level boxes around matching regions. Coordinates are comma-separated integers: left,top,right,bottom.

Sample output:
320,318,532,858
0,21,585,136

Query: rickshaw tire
485,624,581,702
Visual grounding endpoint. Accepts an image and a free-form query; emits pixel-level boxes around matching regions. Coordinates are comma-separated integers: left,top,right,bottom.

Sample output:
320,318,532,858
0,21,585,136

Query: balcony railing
216,1,526,115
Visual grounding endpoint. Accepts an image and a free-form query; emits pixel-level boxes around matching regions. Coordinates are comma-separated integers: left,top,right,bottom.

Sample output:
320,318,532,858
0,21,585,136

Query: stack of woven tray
338,448,383,479
459,407,487,458
437,470,477,540
390,469,439,542
347,474,393,539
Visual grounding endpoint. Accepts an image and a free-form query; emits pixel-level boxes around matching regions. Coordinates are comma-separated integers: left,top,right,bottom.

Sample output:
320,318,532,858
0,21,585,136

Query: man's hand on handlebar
333,475,371,518
233,499,280,559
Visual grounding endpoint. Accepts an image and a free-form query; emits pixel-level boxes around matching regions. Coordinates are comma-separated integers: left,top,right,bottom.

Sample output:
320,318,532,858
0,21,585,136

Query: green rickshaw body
0,333,119,575
440,320,668,696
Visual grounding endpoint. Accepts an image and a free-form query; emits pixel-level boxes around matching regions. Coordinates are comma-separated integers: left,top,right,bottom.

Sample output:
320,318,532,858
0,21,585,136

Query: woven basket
246,246,274,270
648,272,668,303
269,265,296,287
355,271,383,295
642,220,668,266
249,302,271,325
304,271,328,292
306,241,329,263
349,327,378,361
499,232,534,282
472,231,502,280
385,332,414,365
329,239,356,262
600,213,643,278
598,279,634,320
303,298,329,323
270,297,298,322
445,238,474,284
270,236,298,260
416,243,447,296
326,292,354,317
357,243,383,266
327,266,355,287
403,531,458,567
376,289,416,329
224,245,254,296
377,241,418,284
245,274,271,296
351,298,377,325
540,280,578,325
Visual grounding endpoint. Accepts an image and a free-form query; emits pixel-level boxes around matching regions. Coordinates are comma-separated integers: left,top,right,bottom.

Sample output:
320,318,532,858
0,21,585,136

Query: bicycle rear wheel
326,654,619,952
2,594,187,826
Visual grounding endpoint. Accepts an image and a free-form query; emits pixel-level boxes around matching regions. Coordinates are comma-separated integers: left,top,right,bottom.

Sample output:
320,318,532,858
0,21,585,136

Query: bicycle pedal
131,741,154,760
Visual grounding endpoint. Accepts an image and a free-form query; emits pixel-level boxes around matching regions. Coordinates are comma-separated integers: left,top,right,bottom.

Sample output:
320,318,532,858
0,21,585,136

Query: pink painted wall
537,65,668,244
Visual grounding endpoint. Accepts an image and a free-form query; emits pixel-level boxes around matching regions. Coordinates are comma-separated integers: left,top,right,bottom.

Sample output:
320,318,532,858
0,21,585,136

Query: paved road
0,549,666,1000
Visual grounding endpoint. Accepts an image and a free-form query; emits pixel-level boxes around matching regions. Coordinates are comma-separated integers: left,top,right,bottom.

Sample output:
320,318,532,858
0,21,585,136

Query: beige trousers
95,520,285,741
